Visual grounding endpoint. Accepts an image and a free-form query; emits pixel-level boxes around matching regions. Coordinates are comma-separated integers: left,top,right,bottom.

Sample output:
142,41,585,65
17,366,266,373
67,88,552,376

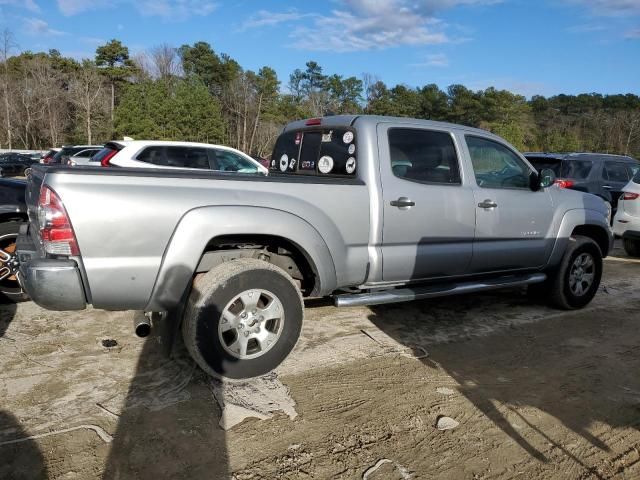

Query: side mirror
539,168,556,188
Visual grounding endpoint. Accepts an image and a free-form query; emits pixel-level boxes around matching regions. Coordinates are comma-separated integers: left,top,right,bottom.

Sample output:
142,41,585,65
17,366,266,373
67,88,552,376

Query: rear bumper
16,226,86,311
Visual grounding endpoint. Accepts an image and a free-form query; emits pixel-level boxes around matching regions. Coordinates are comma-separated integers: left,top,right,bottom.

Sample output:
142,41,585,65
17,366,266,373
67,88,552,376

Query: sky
0,0,639,98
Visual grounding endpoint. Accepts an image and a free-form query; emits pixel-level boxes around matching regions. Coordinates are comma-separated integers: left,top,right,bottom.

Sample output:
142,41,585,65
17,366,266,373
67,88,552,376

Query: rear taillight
38,186,79,255
100,149,118,167
554,179,575,189
623,192,639,200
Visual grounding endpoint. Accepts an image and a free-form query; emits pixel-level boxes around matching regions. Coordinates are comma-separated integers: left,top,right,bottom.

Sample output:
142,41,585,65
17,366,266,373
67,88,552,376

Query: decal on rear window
271,127,357,176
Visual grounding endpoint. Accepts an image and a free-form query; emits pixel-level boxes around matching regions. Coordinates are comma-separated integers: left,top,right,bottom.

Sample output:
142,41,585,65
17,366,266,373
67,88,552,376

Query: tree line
1,29,639,158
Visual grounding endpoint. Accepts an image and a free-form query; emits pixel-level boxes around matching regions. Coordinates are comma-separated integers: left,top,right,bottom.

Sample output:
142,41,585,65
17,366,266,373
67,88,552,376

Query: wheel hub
569,253,595,297
218,289,285,360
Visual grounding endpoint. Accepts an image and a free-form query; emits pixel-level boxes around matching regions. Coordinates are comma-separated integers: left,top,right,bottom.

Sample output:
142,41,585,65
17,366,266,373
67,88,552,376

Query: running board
333,273,547,307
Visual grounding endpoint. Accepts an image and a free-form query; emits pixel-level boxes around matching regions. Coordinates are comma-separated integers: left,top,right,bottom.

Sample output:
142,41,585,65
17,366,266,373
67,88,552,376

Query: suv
93,140,268,174
524,152,639,214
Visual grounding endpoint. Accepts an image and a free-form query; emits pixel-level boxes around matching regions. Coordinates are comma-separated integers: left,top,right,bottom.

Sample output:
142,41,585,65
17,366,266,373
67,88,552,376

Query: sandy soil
1,243,640,479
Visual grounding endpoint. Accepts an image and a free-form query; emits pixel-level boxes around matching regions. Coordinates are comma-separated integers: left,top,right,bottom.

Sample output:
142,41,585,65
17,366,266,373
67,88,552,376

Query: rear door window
561,160,592,179
271,128,357,176
604,161,630,182
388,128,461,184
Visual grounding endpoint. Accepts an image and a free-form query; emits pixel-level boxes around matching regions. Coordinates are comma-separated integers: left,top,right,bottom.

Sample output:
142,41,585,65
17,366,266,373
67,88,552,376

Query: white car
613,172,640,256
92,140,268,175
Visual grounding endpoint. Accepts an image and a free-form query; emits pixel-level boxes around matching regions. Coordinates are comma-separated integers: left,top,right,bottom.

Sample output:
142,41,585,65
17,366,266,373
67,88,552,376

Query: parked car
40,148,61,164
525,152,640,214
17,115,612,381
65,148,102,166
91,140,268,174
0,152,40,177
613,170,640,256
49,145,102,165
0,177,28,301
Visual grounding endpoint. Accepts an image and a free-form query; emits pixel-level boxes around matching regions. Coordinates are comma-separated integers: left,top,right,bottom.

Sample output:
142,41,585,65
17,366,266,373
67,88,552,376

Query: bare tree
1,29,17,149
68,61,108,144
148,44,181,80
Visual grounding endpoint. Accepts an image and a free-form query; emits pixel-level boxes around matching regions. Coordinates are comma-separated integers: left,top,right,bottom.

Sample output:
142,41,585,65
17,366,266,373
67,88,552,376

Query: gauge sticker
279,154,289,172
271,159,276,168
322,131,333,143
289,158,297,169
295,132,302,145
318,155,334,174
346,157,357,174
348,144,356,155
343,131,354,144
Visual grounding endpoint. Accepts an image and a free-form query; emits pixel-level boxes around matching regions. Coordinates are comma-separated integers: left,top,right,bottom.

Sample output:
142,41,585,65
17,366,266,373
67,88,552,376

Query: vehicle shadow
102,311,230,480
367,288,640,473
0,302,49,480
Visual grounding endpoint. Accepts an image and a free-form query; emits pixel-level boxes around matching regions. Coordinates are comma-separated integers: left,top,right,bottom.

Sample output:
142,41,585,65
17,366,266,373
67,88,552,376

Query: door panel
379,125,476,282
464,135,554,272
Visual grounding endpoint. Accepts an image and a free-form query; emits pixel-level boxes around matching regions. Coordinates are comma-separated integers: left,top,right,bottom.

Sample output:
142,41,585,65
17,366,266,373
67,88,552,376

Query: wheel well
198,235,318,296
0,212,27,224
572,225,610,257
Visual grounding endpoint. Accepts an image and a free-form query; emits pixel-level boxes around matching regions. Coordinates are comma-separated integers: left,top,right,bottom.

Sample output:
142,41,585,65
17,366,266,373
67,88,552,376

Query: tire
0,221,29,303
623,238,640,257
547,235,603,310
181,258,304,381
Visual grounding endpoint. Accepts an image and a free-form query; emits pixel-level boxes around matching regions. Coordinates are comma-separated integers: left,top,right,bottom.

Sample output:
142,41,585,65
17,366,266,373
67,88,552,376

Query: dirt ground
1,243,640,480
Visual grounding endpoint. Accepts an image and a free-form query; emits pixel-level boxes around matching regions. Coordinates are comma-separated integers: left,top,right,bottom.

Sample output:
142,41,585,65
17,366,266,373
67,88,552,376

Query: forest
1,30,639,158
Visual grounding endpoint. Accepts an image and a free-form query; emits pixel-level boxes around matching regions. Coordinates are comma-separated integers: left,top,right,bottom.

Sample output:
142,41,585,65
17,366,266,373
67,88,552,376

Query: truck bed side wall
44,171,370,310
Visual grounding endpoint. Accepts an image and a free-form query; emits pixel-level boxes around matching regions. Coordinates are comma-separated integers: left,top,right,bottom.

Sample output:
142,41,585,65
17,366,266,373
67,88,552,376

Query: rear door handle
602,185,612,189
390,197,415,208
478,199,498,209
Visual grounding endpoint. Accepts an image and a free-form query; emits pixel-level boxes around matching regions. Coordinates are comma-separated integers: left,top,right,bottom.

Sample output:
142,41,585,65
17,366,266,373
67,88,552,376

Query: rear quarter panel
45,171,370,310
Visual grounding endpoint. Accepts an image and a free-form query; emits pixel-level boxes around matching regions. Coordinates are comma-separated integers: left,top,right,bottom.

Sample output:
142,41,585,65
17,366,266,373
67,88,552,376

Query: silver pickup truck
15,115,613,380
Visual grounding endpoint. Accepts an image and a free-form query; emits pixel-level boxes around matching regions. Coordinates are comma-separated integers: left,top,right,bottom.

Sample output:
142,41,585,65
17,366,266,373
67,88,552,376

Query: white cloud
0,0,39,12
57,0,110,15
56,0,217,19
240,9,317,30
411,53,450,67
567,23,607,33
136,0,217,20
23,18,67,36
247,0,500,52
563,0,640,17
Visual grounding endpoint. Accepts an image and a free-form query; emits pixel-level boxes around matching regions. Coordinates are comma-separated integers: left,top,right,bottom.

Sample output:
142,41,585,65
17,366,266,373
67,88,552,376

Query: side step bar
333,273,547,308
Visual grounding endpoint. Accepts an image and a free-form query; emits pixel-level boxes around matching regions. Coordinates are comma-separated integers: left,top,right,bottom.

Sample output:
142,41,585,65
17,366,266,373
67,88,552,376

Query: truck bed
24,165,370,310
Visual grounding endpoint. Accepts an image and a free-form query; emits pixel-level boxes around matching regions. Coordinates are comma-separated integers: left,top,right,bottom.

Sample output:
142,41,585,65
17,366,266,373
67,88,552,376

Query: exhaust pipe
134,312,152,338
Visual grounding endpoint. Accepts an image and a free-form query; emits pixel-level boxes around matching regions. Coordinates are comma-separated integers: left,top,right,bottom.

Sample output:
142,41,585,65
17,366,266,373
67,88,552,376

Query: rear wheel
0,222,28,303
182,258,303,381
623,238,640,257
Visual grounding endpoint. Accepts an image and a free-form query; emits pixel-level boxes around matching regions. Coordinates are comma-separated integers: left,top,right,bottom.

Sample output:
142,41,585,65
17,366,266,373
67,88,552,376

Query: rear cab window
271,128,357,177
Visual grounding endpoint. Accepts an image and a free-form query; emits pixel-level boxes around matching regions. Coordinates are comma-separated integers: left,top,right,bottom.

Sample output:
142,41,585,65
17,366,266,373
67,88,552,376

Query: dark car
0,177,27,301
0,152,40,177
524,152,640,212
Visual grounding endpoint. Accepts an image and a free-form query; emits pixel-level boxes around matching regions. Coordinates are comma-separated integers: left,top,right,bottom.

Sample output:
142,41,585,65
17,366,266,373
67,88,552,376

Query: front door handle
390,197,415,209
602,185,612,189
478,199,498,209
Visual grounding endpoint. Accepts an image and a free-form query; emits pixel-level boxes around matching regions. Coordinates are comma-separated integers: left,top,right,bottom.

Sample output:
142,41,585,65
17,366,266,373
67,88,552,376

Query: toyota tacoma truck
15,116,613,380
